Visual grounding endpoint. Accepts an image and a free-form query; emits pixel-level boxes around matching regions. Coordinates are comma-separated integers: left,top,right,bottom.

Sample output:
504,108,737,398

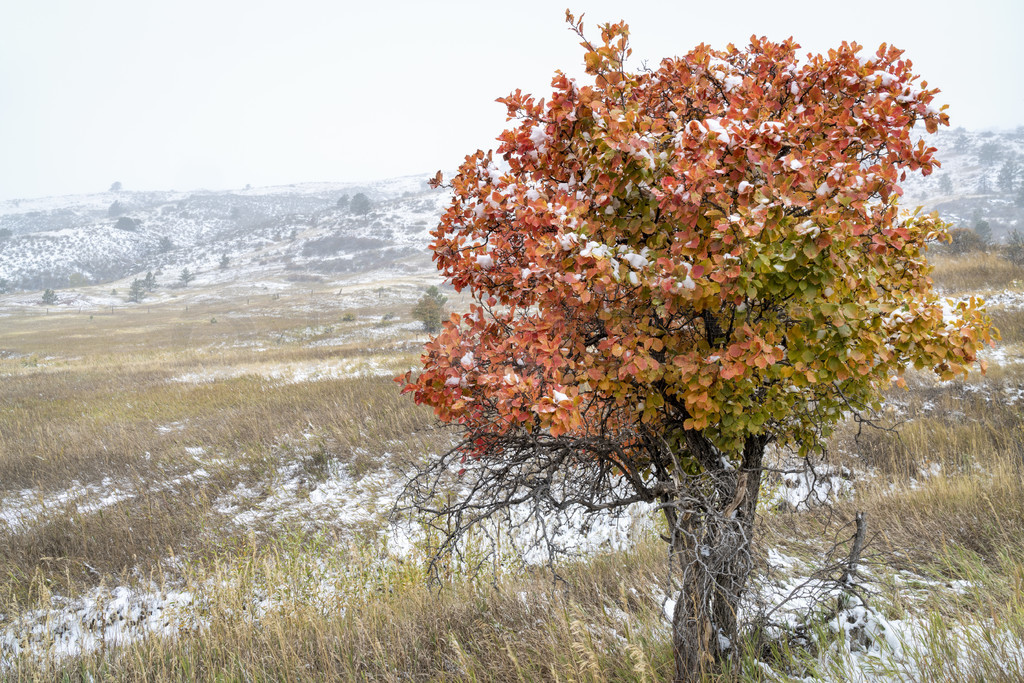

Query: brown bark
669,434,766,682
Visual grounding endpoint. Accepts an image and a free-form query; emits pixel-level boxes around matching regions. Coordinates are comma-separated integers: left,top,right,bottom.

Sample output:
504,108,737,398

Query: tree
411,285,448,333
337,194,350,208
109,181,122,192
108,200,125,217
952,129,970,152
949,227,985,254
143,271,157,292
1004,230,1024,266
158,236,174,253
937,174,953,195
997,158,1019,193
400,16,994,679
219,253,230,270
0,278,10,294
977,141,1002,164
972,211,992,247
179,268,195,287
0,228,11,242
350,192,371,215
41,289,57,305
128,278,146,303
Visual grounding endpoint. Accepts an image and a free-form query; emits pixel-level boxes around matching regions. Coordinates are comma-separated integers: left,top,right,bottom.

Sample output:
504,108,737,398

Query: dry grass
0,287,448,608
3,257,1024,681
928,251,1024,294
9,534,677,682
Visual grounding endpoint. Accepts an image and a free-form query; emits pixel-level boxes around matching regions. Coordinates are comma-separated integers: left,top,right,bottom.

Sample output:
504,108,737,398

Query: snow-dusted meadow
2,174,1024,679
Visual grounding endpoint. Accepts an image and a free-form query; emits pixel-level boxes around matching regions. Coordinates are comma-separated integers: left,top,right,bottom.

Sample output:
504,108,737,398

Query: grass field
1,255,1023,681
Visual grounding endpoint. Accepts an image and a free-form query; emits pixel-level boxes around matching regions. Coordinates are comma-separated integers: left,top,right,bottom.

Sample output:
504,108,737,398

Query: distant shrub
41,288,57,305
108,200,125,217
115,216,138,231
411,285,447,333
949,228,986,255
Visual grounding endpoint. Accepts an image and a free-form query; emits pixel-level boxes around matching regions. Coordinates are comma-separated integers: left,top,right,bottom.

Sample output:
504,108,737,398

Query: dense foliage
405,17,990,467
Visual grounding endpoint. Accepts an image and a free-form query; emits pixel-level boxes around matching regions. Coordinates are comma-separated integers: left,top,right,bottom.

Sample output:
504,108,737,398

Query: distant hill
901,127,1024,239
0,175,446,292
2,126,1022,294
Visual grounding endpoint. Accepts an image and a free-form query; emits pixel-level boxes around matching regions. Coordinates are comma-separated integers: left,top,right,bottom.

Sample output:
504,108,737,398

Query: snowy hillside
0,175,445,292
902,127,1024,238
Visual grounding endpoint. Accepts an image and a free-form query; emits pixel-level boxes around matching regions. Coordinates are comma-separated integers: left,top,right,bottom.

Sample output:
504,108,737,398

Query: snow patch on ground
762,460,853,511
0,585,198,666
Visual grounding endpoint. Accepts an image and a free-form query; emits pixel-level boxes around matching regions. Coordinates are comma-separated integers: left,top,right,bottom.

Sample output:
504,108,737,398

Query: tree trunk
669,434,766,681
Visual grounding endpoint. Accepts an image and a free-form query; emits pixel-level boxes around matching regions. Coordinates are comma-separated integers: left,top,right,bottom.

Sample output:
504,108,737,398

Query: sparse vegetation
0,246,1021,681
40,288,57,305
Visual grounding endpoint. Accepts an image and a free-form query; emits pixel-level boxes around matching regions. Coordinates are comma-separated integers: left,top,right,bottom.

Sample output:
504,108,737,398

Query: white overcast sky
1,0,1021,201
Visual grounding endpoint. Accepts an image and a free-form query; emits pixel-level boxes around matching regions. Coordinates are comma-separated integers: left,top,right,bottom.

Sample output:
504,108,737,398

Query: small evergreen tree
336,194,350,208
350,193,371,215
115,216,138,231
977,141,1002,164
41,288,57,305
128,278,146,303
0,278,10,294
952,129,970,152
977,174,991,194
411,285,448,333
179,268,195,287
973,214,992,247
108,200,125,217
143,271,157,292
1005,230,1024,266
997,158,1019,193
109,181,122,192
158,236,174,253
938,174,953,194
